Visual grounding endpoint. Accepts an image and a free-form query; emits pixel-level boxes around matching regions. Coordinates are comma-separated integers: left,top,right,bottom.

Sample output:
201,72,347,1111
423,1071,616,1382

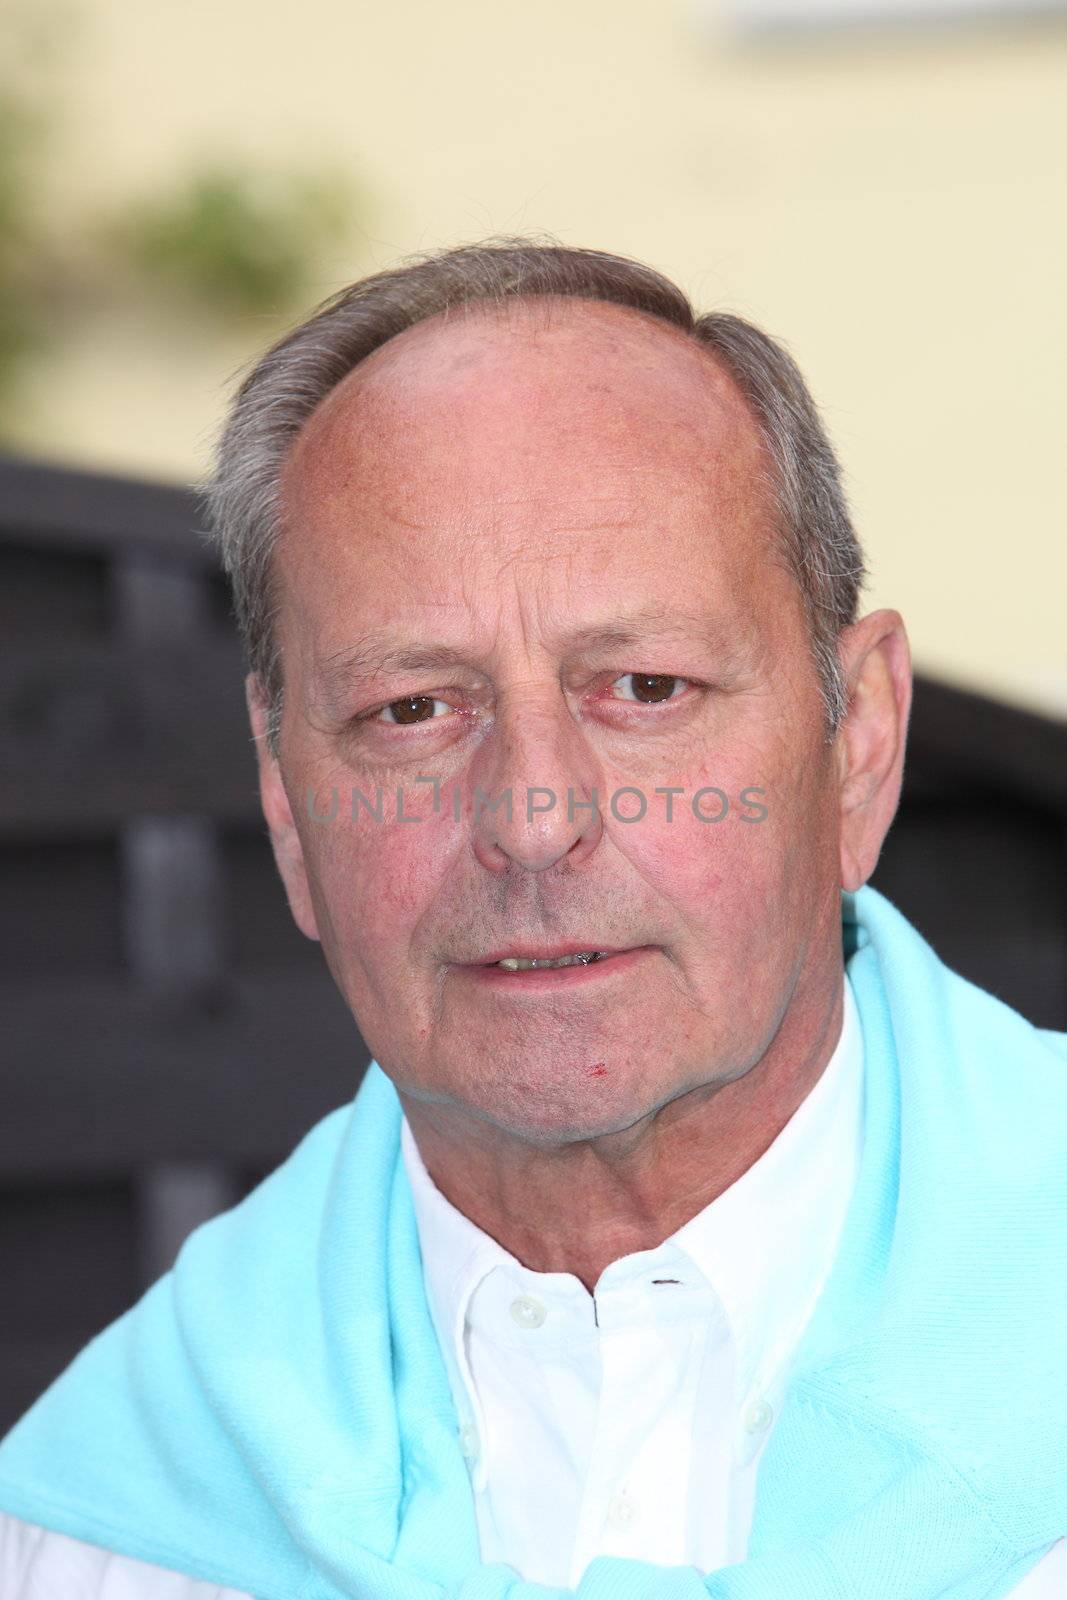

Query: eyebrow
312,607,747,709
314,642,475,711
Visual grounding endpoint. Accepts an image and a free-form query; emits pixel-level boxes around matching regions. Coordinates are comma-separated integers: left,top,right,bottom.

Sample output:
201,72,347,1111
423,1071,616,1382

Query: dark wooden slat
0,973,369,1179
135,1163,242,1286
113,554,214,637
871,803,1067,1031
115,551,244,1283
0,638,257,832
906,676,1067,808
121,816,226,996
0,453,213,567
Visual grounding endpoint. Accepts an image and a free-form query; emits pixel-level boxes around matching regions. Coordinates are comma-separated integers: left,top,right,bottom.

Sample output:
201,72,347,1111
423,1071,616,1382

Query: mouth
457,945,654,989
490,950,607,972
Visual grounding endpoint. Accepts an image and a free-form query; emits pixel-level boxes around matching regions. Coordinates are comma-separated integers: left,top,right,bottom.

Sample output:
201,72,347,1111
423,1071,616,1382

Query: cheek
300,808,451,955
620,787,769,906
618,768,821,955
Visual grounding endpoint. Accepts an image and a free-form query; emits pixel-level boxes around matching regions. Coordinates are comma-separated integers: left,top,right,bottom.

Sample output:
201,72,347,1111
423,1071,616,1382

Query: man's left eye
610,673,686,705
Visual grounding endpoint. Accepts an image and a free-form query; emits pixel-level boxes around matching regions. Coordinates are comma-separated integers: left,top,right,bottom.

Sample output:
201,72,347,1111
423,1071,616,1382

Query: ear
834,609,913,893
245,672,321,942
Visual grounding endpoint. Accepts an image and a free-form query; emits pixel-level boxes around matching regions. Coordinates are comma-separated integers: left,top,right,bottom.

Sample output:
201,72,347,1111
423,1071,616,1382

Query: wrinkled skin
248,297,911,1287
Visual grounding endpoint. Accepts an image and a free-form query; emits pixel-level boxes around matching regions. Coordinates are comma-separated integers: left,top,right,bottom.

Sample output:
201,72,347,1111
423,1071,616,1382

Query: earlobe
245,674,321,943
835,611,913,893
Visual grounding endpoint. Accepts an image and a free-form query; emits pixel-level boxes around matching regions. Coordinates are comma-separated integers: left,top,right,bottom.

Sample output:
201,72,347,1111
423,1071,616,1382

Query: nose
468,689,604,874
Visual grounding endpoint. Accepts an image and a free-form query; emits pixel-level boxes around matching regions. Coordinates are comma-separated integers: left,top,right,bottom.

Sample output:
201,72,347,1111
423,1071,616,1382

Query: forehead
273,298,793,681
280,296,772,523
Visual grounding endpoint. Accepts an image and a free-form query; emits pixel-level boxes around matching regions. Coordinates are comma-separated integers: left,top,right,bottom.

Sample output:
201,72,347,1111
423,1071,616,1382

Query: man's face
262,298,848,1145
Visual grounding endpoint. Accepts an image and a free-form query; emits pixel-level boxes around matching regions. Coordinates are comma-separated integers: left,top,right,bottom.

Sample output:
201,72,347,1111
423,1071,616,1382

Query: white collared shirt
4,973,1066,1594
400,976,867,1586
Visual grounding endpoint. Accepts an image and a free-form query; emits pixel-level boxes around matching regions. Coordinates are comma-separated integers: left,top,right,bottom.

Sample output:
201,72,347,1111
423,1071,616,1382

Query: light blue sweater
1,885,1065,1599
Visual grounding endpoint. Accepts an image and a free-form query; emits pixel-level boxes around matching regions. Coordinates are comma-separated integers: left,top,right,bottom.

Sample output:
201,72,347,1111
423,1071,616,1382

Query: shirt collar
667,972,864,1401
401,972,864,1420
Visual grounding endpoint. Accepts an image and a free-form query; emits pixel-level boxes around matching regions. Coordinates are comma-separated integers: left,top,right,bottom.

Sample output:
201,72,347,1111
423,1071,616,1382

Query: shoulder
0,1511,252,1599
1008,1537,1067,1598
1037,1028,1067,1067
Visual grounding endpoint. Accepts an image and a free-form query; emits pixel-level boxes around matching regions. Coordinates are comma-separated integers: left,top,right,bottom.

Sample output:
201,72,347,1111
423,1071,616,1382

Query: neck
400,963,846,1293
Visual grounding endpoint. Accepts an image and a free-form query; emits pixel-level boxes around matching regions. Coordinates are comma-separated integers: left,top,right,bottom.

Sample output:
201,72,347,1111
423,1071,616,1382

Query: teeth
497,951,606,971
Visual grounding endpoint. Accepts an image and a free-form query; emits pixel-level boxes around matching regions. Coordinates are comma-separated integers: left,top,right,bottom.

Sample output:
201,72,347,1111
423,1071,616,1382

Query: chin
463,1063,664,1148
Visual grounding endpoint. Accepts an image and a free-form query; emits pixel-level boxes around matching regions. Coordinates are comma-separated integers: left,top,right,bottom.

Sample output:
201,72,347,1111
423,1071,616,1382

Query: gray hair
203,235,866,756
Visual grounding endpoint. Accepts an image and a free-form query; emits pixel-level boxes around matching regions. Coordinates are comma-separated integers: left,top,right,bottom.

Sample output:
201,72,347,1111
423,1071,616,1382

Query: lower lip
457,946,655,991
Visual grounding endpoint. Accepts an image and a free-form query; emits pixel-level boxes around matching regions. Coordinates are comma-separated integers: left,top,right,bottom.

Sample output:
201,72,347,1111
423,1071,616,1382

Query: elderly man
1,239,1065,1599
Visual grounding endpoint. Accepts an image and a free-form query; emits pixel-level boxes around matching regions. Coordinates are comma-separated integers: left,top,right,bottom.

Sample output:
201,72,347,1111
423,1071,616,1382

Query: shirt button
606,1490,638,1528
509,1293,547,1329
458,1423,479,1461
743,1397,774,1434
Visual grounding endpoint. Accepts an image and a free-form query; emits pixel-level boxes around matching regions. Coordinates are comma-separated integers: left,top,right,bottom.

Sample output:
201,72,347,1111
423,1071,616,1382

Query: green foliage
110,164,355,318
0,2,364,418
0,22,61,402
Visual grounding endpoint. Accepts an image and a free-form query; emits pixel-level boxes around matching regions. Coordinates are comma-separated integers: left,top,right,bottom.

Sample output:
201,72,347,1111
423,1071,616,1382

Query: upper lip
472,943,633,966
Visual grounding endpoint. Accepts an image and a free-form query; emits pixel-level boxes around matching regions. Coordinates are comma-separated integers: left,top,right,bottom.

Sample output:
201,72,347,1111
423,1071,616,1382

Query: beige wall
10,1,1067,717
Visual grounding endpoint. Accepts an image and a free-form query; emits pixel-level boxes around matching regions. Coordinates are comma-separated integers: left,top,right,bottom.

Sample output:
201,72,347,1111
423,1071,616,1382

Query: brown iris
386,696,438,723
627,674,678,703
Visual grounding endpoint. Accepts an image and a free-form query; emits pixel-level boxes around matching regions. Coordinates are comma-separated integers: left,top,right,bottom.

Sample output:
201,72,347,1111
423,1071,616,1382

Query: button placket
509,1293,547,1330
742,1395,774,1435
605,1488,639,1529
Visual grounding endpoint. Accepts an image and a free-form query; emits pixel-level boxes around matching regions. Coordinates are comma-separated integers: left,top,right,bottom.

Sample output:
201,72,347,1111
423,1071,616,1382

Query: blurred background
1,0,1066,1432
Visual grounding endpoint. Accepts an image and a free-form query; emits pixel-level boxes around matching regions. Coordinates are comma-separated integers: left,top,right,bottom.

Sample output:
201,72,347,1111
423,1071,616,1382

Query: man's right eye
372,696,452,725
